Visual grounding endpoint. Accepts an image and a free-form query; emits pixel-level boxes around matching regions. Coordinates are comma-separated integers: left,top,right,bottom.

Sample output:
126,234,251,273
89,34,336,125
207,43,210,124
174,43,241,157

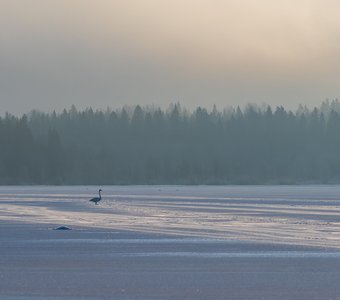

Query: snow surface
1,185,340,299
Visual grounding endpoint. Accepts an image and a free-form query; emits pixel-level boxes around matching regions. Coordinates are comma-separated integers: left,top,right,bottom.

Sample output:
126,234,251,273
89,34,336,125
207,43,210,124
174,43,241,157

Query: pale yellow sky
1,0,340,113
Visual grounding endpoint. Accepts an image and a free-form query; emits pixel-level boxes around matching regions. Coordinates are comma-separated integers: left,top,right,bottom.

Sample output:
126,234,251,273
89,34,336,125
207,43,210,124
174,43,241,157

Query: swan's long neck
99,190,101,199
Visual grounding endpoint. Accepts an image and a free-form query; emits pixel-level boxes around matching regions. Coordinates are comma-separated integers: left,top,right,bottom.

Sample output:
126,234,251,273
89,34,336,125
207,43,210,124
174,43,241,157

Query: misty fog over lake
3,1,340,299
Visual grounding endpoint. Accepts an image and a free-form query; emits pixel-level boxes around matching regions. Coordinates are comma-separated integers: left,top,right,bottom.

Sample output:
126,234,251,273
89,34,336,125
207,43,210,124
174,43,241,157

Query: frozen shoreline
2,185,340,248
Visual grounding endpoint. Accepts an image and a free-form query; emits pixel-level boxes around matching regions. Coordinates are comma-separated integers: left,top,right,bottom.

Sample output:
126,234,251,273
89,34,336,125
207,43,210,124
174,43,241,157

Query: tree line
1,100,340,185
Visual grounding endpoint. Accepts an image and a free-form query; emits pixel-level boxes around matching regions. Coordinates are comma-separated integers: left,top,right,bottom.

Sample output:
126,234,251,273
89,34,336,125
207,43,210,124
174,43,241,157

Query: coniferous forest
2,100,340,185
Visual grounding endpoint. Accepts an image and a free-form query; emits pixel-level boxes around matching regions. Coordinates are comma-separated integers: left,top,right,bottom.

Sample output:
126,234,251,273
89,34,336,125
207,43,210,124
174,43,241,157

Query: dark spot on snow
54,226,71,230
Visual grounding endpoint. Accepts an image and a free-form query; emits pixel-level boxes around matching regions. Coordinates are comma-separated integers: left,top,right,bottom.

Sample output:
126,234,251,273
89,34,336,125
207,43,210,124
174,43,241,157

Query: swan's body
89,189,102,205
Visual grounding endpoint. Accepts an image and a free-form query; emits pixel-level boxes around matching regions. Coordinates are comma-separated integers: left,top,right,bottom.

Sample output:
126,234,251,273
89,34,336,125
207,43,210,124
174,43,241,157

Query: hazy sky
1,0,340,114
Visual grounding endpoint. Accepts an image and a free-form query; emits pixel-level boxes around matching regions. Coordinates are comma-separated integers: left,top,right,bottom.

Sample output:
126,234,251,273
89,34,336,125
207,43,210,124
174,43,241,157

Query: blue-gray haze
1,101,340,184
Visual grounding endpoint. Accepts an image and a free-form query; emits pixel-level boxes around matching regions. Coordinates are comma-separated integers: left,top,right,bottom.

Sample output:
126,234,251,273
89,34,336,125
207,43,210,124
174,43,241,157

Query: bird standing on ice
89,189,102,205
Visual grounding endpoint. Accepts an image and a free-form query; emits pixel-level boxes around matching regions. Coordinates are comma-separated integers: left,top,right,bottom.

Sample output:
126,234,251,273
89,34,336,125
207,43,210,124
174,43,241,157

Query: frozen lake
1,185,340,299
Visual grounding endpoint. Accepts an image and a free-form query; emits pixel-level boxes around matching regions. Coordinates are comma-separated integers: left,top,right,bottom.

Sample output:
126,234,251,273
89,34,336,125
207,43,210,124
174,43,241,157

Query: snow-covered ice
1,185,340,299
